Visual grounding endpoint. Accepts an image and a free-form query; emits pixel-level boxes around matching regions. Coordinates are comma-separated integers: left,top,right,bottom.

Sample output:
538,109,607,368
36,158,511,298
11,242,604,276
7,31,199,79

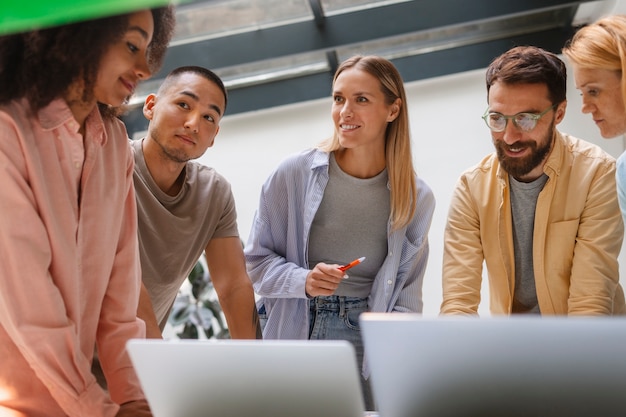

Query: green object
0,0,177,35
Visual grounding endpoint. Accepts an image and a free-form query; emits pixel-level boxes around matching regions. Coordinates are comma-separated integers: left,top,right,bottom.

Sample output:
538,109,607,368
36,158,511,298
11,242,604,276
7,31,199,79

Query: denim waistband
310,295,368,311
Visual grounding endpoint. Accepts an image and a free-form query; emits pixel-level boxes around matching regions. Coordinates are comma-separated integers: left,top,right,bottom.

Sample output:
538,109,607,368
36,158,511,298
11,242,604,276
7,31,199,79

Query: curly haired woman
0,6,175,417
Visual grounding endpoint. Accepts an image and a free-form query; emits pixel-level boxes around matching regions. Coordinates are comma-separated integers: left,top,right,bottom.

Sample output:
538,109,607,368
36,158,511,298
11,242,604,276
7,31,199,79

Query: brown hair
486,46,567,105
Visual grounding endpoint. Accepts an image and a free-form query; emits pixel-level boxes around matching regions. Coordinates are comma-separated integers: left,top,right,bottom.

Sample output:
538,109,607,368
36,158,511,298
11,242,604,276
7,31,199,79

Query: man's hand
116,400,152,417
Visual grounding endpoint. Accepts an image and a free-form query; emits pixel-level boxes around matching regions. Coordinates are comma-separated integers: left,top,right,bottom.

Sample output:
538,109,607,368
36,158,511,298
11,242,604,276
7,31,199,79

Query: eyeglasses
482,104,556,132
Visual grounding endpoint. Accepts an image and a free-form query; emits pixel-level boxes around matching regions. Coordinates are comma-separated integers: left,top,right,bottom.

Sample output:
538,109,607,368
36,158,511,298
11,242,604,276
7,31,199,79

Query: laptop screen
361,313,626,417
127,339,366,417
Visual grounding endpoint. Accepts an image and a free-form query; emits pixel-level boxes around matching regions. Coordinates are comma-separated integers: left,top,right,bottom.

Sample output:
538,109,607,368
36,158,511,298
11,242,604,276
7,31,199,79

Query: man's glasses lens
486,113,537,132
482,104,556,133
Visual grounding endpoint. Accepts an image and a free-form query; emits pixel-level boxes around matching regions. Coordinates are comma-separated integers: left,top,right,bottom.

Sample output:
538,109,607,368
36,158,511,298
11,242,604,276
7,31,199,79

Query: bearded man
440,46,625,316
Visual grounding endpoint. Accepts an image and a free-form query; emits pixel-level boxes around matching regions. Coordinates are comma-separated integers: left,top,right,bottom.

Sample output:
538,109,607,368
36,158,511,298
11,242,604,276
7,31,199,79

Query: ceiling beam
308,0,326,28
155,0,594,77
121,0,595,135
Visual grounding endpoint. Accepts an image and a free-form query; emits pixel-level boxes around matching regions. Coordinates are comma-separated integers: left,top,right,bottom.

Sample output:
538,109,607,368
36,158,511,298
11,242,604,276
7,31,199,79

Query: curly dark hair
0,6,175,115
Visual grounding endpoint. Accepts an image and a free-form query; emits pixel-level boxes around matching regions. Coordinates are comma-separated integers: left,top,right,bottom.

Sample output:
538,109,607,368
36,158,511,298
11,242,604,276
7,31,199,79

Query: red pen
339,256,366,272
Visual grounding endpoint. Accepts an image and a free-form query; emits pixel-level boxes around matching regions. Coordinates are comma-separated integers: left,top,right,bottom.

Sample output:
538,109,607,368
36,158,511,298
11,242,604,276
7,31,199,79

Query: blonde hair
563,14,626,108
318,55,417,230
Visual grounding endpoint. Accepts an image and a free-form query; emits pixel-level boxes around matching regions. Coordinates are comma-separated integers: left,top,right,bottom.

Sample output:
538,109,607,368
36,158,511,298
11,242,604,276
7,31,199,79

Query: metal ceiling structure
121,0,601,136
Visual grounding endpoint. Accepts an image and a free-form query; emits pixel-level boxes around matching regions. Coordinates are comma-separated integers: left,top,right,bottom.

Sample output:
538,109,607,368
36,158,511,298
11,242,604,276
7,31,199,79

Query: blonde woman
563,14,626,223
245,55,435,411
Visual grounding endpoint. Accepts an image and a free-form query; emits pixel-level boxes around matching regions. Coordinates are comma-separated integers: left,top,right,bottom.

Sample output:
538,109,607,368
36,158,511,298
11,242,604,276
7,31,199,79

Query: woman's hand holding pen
305,263,345,297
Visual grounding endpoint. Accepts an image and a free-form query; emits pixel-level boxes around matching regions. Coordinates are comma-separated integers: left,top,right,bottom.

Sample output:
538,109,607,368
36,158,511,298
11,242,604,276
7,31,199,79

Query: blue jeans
308,295,375,411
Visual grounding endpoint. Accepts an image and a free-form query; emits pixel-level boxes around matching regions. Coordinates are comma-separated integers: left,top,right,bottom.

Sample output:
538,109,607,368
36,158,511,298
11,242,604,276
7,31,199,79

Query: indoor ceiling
122,0,607,136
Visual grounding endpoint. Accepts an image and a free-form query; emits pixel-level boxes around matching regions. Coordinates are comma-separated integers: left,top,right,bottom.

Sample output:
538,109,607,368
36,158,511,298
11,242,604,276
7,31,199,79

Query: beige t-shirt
131,139,239,328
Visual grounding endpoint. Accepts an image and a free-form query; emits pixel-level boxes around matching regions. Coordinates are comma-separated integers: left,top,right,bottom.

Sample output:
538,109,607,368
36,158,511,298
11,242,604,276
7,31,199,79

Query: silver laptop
127,338,366,417
361,313,626,417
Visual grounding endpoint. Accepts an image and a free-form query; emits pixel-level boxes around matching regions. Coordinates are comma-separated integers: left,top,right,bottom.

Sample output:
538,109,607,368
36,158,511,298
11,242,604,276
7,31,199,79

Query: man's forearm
220,289,261,339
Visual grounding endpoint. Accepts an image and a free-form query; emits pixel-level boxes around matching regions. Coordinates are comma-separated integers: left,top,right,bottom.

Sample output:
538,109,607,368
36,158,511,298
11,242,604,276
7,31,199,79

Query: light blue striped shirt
244,148,435,340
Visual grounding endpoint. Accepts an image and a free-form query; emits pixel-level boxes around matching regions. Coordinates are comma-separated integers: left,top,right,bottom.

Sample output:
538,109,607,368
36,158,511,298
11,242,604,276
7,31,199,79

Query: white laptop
127,338,366,417
361,313,626,417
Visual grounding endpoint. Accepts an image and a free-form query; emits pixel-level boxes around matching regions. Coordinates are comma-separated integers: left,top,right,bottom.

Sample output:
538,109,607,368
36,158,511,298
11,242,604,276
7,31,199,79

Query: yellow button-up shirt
442,130,625,316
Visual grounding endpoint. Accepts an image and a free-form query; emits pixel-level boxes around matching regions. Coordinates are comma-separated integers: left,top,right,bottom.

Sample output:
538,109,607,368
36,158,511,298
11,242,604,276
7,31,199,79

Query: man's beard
494,121,554,180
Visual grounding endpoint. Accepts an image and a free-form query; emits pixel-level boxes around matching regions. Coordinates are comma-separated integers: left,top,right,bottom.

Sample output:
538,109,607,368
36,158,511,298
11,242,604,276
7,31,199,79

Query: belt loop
339,296,346,317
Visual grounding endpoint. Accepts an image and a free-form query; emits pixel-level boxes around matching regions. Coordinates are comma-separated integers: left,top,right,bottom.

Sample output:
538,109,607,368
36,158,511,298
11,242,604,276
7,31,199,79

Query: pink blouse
0,98,145,416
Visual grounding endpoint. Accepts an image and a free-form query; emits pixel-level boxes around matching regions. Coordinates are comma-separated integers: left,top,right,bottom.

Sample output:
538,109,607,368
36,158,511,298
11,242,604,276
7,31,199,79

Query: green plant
167,255,230,339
